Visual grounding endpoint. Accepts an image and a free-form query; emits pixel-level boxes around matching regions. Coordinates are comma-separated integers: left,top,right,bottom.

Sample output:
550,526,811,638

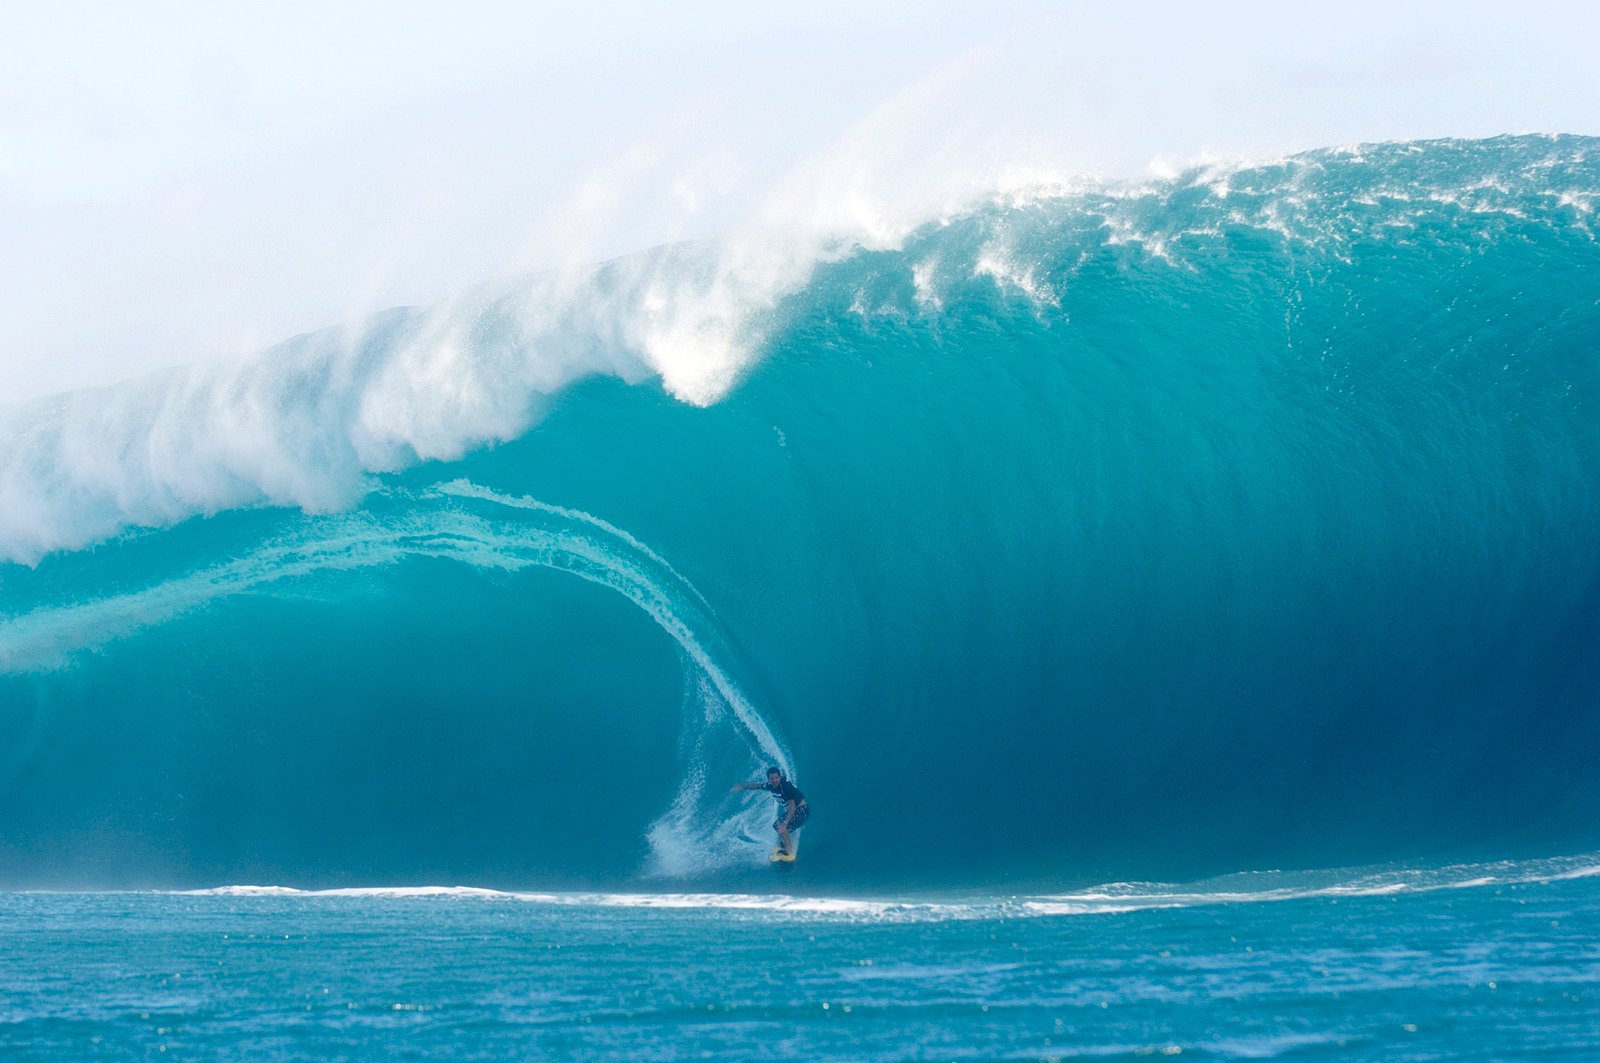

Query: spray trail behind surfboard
0,478,793,876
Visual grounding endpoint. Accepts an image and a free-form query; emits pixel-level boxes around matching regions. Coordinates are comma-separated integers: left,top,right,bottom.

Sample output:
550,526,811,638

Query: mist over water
1,136,1598,890
7,0,1599,403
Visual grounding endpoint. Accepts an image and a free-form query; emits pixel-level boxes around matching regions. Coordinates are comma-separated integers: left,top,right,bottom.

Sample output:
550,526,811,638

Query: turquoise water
1,134,1599,1055
3,135,1597,888
5,861,1600,1059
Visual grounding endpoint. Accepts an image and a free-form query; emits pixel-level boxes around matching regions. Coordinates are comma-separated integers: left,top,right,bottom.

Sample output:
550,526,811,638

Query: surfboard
770,835,800,863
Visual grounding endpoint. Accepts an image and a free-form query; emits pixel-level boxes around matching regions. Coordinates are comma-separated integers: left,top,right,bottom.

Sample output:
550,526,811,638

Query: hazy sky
3,0,1597,401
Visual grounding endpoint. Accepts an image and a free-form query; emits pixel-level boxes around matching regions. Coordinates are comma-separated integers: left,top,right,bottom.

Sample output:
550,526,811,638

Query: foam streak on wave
0,481,791,875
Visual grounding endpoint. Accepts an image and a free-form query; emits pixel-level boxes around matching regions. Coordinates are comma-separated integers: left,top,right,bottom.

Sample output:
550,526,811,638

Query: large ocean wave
1,135,1597,889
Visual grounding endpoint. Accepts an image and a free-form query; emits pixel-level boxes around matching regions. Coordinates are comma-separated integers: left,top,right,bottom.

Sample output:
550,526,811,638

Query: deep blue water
5,860,1600,1060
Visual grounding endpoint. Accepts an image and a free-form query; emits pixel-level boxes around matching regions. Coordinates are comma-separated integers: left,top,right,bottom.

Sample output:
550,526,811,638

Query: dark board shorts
776,802,810,832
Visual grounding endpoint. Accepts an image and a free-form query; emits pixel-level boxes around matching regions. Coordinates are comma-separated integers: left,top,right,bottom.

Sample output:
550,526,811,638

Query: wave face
2,135,1599,888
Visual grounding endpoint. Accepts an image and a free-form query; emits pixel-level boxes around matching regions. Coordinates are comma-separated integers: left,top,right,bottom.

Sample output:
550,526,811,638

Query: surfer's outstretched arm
730,781,761,792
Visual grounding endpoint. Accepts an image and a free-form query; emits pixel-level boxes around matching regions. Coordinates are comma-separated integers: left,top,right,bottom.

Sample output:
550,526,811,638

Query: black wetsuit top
765,780,805,806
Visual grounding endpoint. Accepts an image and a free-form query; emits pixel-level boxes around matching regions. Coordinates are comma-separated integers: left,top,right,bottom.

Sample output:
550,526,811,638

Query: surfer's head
766,767,783,783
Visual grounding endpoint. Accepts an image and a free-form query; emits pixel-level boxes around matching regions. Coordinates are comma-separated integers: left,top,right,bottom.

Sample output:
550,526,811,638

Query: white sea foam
972,243,1060,307
0,198,920,567
0,526,388,672
177,885,961,916
167,850,1600,921
0,246,762,565
1,139,1592,567
431,479,711,608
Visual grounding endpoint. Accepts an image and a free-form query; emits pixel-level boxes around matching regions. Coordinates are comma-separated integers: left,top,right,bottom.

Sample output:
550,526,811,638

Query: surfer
732,767,809,855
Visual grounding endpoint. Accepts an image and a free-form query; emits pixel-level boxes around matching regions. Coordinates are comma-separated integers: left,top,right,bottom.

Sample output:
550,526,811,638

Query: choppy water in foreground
5,863,1599,1060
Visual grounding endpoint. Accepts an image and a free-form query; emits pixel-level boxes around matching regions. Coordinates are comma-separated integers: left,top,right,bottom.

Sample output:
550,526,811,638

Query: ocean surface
2,134,1598,1055
5,858,1600,1060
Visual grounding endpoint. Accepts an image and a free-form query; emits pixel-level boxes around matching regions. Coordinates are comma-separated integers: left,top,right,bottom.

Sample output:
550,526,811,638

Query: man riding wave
732,766,809,856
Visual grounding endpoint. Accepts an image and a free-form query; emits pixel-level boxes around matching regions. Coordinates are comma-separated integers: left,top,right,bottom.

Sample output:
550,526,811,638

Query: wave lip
0,238,804,566
5,135,1595,567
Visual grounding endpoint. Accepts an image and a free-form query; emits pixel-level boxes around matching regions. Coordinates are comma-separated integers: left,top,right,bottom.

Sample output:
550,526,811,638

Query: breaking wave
2,135,1598,888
